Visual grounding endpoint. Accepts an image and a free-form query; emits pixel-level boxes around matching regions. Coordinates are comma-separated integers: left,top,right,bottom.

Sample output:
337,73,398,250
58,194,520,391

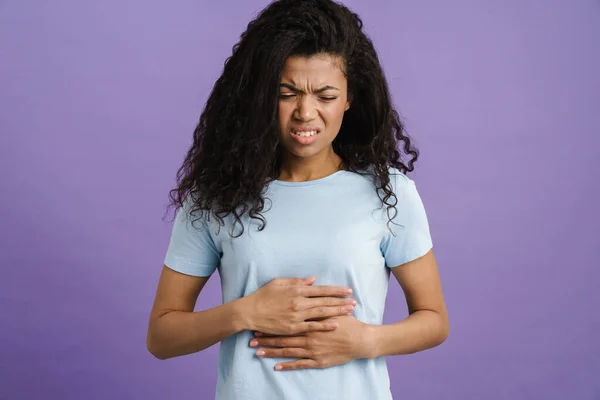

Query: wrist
231,295,255,332
362,323,382,359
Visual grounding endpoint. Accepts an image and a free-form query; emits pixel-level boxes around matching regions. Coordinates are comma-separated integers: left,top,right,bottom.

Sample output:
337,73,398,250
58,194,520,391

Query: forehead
280,54,346,86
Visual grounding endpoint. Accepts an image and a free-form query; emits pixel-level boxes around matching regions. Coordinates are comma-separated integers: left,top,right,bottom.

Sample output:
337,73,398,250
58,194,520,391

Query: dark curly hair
168,0,419,237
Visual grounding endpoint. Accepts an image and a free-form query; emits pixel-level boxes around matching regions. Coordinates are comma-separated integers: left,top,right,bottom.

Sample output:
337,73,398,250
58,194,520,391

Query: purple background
1,1,599,399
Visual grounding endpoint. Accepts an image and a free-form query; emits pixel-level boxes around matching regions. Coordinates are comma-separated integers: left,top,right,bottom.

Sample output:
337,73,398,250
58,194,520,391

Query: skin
276,54,350,182
147,273,356,360
147,53,449,369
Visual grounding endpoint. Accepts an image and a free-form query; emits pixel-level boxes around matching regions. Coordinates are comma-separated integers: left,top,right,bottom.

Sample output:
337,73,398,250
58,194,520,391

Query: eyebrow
279,83,339,94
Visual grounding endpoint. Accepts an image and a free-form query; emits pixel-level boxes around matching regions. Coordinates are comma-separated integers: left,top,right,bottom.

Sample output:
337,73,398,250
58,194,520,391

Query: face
277,54,351,160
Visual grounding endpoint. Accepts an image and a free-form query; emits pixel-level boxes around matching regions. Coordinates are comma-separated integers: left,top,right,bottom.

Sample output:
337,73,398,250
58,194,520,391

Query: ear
344,100,351,111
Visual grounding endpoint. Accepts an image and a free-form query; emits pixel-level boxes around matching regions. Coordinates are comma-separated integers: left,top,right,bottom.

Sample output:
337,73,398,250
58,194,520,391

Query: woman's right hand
240,277,356,335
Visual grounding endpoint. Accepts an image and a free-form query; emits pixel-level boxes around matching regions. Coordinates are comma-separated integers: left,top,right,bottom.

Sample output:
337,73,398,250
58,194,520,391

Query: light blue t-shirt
164,167,433,400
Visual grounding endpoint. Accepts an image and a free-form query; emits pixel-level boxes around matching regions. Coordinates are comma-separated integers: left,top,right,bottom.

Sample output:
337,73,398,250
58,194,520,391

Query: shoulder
387,167,417,195
347,166,417,197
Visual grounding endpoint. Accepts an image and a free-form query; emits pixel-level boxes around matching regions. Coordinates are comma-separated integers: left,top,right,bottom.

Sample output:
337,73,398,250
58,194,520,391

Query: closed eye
279,93,297,99
279,94,337,101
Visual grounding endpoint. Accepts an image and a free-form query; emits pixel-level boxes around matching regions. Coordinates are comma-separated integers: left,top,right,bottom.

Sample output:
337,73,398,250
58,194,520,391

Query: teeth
292,130,318,137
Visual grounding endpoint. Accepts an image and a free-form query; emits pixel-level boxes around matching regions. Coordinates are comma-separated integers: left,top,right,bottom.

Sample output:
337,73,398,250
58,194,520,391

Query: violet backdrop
1,1,599,399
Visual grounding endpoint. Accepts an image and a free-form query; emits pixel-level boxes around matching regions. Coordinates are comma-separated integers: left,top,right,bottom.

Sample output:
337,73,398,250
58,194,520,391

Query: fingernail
250,340,258,347
344,305,354,311
275,365,283,370
256,350,265,356
254,332,263,337
329,322,339,329
351,300,357,305
346,288,352,294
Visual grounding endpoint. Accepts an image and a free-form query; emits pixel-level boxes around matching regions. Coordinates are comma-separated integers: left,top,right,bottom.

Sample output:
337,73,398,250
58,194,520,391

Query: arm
146,266,356,360
146,266,246,359
366,249,449,358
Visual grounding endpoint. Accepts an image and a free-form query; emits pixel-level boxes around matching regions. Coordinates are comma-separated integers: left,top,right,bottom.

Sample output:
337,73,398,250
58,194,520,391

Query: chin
285,146,323,159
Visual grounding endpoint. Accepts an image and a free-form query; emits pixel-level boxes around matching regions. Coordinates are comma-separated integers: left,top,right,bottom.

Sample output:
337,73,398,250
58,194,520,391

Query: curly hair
168,0,419,237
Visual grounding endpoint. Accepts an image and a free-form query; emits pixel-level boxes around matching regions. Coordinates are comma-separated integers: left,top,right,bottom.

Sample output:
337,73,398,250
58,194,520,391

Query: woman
147,0,449,398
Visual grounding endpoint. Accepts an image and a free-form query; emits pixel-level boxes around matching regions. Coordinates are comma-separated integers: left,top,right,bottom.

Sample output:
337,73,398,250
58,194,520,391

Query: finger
256,347,309,359
254,332,308,339
302,304,355,321
306,296,356,308
275,359,321,371
250,336,307,348
254,332,297,338
274,277,306,285
291,296,354,314
295,320,338,333
302,285,352,298
303,276,316,285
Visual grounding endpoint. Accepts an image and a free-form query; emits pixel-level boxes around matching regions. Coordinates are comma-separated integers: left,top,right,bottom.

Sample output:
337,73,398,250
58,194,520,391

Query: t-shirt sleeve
163,199,220,277
380,173,433,268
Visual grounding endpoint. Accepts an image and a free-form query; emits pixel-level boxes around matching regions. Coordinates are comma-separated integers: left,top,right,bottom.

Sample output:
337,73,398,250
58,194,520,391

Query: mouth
290,128,320,137
289,127,321,145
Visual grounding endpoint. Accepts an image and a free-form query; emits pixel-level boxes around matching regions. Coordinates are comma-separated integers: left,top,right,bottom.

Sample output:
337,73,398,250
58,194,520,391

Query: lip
290,126,321,133
289,127,321,145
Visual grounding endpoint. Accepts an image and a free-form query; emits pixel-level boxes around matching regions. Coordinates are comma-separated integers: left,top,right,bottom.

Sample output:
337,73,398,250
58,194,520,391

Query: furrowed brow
279,83,339,94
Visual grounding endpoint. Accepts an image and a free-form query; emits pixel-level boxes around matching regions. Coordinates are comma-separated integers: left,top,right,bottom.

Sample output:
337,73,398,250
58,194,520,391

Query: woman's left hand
249,315,376,371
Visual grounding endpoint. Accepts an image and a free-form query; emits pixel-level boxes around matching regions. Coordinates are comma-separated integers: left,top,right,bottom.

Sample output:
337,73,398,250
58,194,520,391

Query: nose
294,95,317,121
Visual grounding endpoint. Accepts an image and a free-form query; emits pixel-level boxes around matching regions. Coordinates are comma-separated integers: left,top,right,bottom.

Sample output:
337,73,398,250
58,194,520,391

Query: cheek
278,103,293,126
322,103,347,125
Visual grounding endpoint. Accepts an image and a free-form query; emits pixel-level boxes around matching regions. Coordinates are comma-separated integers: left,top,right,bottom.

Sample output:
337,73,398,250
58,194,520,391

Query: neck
278,147,344,182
